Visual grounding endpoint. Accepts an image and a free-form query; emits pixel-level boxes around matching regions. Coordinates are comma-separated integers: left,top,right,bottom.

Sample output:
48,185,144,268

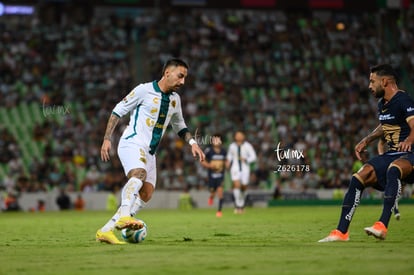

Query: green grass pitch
1,205,414,275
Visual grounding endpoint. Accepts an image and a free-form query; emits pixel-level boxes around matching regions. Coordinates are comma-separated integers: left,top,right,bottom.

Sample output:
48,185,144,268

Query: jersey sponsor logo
139,149,146,163
407,107,414,112
345,189,361,221
155,122,164,129
379,114,395,121
122,91,136,103
150,107,158,114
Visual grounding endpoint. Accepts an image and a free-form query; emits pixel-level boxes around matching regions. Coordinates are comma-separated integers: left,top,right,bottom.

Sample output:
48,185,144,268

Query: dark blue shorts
367,152,410,190
395,153,414,184
207,178,223,190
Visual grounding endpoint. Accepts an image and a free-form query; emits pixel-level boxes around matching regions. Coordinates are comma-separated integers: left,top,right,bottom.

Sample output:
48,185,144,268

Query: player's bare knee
139,182,154,202
390,159,412,178
354,164,376,185
128,168,147,181
233,181,241,188
139,190,152,202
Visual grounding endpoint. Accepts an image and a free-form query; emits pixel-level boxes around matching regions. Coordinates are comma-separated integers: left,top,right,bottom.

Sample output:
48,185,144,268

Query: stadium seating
1,7,414,197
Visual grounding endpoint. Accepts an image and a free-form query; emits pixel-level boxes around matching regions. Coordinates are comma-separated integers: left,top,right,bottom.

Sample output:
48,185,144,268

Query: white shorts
117,139,157,187
230,167,250,185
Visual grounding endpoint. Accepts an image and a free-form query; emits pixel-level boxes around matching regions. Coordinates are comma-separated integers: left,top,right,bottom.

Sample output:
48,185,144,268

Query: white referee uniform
112,80,188,186
227,141,257,185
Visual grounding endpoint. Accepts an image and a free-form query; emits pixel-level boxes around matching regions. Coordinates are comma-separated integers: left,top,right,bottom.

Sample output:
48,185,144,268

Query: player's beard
169,84,182,92
373,87,385,98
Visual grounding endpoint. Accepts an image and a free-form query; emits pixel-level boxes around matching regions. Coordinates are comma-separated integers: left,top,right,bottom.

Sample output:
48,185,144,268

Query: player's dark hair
212,133,222,139
370,64,399,83
162,58,189,75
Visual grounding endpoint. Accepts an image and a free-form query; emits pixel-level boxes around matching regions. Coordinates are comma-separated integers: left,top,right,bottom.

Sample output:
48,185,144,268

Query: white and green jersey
112,80,188,155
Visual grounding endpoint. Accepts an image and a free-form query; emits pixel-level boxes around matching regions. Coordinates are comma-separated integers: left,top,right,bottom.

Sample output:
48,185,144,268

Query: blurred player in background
319,64,414,242
201,133,227,217
227,131,257,214
97,58,205,244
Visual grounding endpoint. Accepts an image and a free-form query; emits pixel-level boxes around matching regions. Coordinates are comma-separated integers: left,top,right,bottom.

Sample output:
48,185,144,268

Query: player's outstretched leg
96,208,126,245
319,176,364,242
365,166,402,240
115,177,145,230
216,186,223,217
96,229,126,245
130,194,146,217
233,187,243,214
208,191,214,206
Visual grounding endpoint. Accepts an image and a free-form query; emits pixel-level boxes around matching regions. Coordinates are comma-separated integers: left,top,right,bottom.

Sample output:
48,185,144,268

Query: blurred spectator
37,199,46,212
56,188,71,210
4,191,21,211
0,128,19,164
74,194,85,211
1,7,414,196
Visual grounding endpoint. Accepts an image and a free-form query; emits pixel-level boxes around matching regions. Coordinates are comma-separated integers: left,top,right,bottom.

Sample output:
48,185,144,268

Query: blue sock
218,198,223,211
337,176,364,233
379,166,402,227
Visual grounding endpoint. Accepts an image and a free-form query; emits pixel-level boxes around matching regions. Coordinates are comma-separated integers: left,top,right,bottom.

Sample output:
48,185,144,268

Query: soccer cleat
115,216,144,230
318,229,349,242
96,230,126,245
364,221,387,240
395,213,401,221
208,197,213,206
216,211,222,217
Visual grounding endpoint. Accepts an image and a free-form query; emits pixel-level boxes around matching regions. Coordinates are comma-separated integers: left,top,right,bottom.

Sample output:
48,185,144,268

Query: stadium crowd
1,6,414,199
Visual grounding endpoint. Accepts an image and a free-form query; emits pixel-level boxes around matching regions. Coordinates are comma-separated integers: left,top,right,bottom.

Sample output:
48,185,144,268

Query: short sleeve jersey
204,146,227,180
378,91,414,152
112,81,188,154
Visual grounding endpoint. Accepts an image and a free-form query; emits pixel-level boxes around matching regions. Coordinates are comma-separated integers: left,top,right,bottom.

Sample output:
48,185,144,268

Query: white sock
130,197,146,217
233,188,242,208
120,177,143,217
101,207,121,232
240,190,246,208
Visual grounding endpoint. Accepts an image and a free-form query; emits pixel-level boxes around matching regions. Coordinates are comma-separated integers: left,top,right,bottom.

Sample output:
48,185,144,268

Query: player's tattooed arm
103,114,120,141
355,124,383,160
101,114,120,162
362,124,384,145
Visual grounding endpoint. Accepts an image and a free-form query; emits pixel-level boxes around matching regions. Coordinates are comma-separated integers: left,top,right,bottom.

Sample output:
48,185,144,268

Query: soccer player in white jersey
226,131,257,214
96,58,205,244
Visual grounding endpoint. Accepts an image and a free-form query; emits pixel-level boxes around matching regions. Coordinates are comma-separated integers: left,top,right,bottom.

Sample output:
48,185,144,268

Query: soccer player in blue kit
201,134,227,217
319,64,414,242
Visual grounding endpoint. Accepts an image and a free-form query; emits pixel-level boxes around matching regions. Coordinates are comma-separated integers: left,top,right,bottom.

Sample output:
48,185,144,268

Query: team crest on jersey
171,100,176,108
153,97,160,104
